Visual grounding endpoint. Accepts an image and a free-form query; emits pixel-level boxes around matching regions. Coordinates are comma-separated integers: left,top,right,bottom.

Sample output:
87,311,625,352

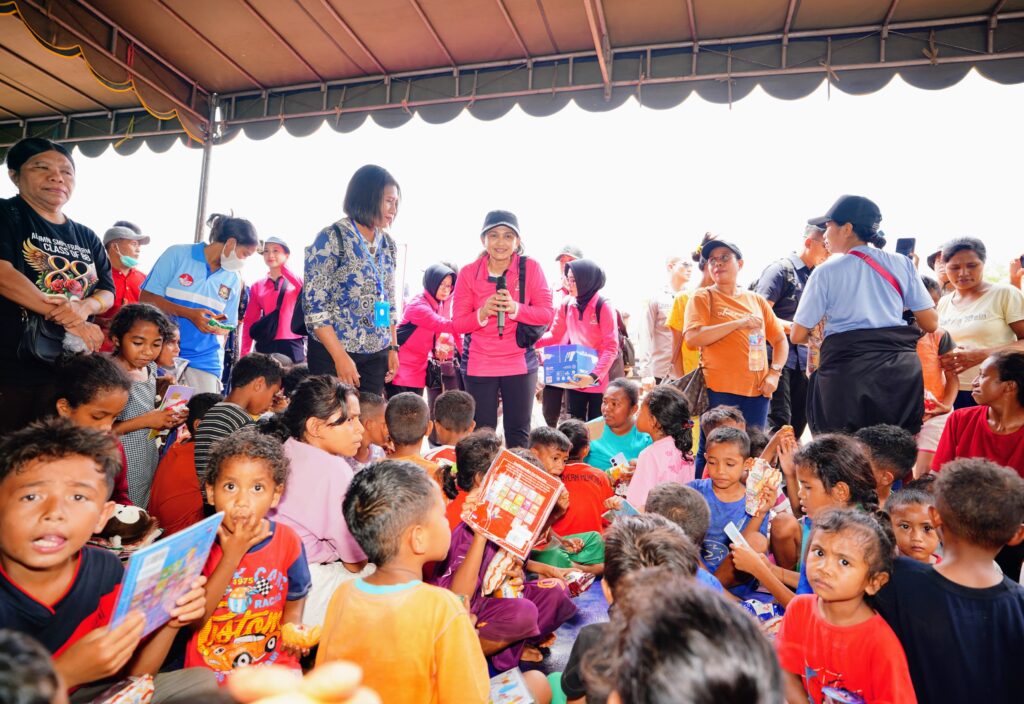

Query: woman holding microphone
453,211,554,447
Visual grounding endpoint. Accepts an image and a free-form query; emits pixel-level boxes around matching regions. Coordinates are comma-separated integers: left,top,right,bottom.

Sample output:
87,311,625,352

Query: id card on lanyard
351,223,391,328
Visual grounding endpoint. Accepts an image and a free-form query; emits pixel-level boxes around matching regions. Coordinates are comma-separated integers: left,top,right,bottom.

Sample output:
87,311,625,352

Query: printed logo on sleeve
218,284,231,300
179,273,194,287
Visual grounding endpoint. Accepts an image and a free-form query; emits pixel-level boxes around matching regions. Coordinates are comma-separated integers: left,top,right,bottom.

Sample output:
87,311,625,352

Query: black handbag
426,357,444,389
17,308,65,365
514,255,548,349
249,279,287,346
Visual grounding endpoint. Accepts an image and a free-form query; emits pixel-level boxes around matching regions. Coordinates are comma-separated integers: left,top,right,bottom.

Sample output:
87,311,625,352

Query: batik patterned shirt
302,217,396,354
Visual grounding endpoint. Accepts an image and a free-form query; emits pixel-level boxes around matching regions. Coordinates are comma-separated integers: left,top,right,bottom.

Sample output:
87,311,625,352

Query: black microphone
495,273,507,339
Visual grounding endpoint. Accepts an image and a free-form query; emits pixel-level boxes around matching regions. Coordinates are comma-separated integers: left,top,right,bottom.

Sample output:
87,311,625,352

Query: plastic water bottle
63,331,87,353
748,332,767,372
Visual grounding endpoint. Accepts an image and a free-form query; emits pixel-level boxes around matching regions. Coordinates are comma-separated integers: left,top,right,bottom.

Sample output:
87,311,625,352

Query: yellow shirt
666,291,701,376
683,288,785,397
317,580,489,704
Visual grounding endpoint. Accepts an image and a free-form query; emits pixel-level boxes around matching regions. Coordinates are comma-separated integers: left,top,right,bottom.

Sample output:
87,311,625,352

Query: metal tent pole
193,94,217,243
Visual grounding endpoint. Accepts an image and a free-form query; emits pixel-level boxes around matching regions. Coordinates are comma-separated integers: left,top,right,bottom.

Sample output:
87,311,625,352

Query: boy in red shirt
424,390,476,471
554,419,614,536
149,393,222,536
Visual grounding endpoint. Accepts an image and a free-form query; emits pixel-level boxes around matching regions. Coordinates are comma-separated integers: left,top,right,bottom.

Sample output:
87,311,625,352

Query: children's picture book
110,512,224,638
148,385,194,439
489,668,535,704
601,498,641,522
466,449,564,561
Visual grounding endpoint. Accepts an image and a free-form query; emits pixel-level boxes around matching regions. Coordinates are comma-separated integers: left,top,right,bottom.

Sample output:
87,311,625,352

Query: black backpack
749,257,799,302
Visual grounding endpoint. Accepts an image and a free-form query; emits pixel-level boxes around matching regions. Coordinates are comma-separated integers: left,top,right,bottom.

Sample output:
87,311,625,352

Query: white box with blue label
542,344,599,387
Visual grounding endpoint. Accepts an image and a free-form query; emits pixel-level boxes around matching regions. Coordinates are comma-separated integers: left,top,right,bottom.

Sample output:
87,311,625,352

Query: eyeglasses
707,254,736,265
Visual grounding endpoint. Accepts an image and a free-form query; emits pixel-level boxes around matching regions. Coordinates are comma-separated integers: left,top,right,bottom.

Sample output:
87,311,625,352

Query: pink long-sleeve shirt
626,435,696,509
452,253,554,377
537,296,620,394
241,265,303,354
393,290,461,388
269,438,366,564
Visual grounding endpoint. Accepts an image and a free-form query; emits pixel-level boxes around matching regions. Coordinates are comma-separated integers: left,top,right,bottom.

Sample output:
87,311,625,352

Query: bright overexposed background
4,70,1022,325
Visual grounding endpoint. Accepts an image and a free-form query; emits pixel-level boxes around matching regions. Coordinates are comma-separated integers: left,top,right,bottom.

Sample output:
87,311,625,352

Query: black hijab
565,259,606,319
423,263,456,302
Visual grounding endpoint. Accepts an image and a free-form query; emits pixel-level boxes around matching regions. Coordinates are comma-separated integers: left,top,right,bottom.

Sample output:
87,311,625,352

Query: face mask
115,245,138,269
220,242,246,272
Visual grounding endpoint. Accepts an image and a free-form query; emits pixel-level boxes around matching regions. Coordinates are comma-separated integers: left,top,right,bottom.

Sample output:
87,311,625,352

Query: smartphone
895,237,916,258
1020,255,1024,268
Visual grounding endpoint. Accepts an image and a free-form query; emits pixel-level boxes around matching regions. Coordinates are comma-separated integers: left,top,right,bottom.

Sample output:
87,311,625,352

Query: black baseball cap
480,210,520,238
700,239,743,261
808,195,882,232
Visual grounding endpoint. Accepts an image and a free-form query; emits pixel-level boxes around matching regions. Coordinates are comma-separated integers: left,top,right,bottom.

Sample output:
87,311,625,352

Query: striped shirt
193,401,254,485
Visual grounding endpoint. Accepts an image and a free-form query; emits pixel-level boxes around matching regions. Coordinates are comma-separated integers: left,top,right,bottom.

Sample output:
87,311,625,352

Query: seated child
885,488,940,564
528,427,605,572
433,448,577,670
0,629,65,704
644,483,724,592
776,508,916,704
874,458,1024,704
584,379,652,471
424,390,476,468
732,434,881,608
148,392,222,536
345,392,388,472
53,353,133,505
282,363,312,398
440,431,502,529
194,353,285,485
695,404,745,477
0,419,213,701
386,393,443,489
318,460,489,703
588,567,782,704
560,514,700,704
553,419,614,535
687,427,773,597
855,424,917,506
109,303,183,507
188,431,310,683
625,385,695,509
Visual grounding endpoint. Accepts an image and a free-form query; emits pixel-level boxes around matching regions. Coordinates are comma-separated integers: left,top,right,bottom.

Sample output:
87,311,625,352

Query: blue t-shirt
142,243,242,376
688,479,769,594
697,566,724,593
584,424,652,471
797,517,813,595
793,246,933,337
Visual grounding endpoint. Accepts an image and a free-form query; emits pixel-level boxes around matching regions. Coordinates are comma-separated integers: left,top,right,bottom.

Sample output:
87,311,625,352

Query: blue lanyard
350,222,386,299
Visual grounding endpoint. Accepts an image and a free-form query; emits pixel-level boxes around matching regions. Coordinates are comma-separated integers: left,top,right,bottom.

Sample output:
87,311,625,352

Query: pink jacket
537,296,620,393
452,253,554,377
241,265,303,354
392,291,461,388
626,436,696,509
270,438,366,564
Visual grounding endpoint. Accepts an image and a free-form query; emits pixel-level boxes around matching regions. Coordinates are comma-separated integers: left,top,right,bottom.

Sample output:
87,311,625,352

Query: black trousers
254,337,306,363
768,366,808,438
307,339,389,397
542,385,566,427
464,371,537,449
566,389,603,422
386,383,423,398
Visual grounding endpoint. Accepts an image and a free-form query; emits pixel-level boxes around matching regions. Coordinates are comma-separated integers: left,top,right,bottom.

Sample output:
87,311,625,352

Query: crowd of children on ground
2,139,1024,703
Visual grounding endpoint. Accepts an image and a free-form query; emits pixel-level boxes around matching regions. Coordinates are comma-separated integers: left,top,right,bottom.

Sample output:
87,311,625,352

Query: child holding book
187,432,310,683
318,460,490,703
109,304,186,507
53,353,133,505
440,431,503,528
528,427,606,571
775,508,916,704
0,419,214,701
886,488,940,564
424,390,476,468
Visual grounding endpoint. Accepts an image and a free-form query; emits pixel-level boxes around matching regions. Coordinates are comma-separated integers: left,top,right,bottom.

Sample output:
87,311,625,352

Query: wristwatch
388,344,400,352
770,363,785,373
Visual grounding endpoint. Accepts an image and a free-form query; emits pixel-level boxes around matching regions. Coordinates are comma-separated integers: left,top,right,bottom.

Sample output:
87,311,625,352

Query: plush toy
89,504,162,562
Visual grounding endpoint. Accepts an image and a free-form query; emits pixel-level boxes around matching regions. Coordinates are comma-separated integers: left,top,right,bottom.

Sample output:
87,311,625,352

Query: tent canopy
1,0,1023,157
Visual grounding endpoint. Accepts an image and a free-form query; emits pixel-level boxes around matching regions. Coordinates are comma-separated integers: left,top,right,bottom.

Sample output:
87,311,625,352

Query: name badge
374,301,391,328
